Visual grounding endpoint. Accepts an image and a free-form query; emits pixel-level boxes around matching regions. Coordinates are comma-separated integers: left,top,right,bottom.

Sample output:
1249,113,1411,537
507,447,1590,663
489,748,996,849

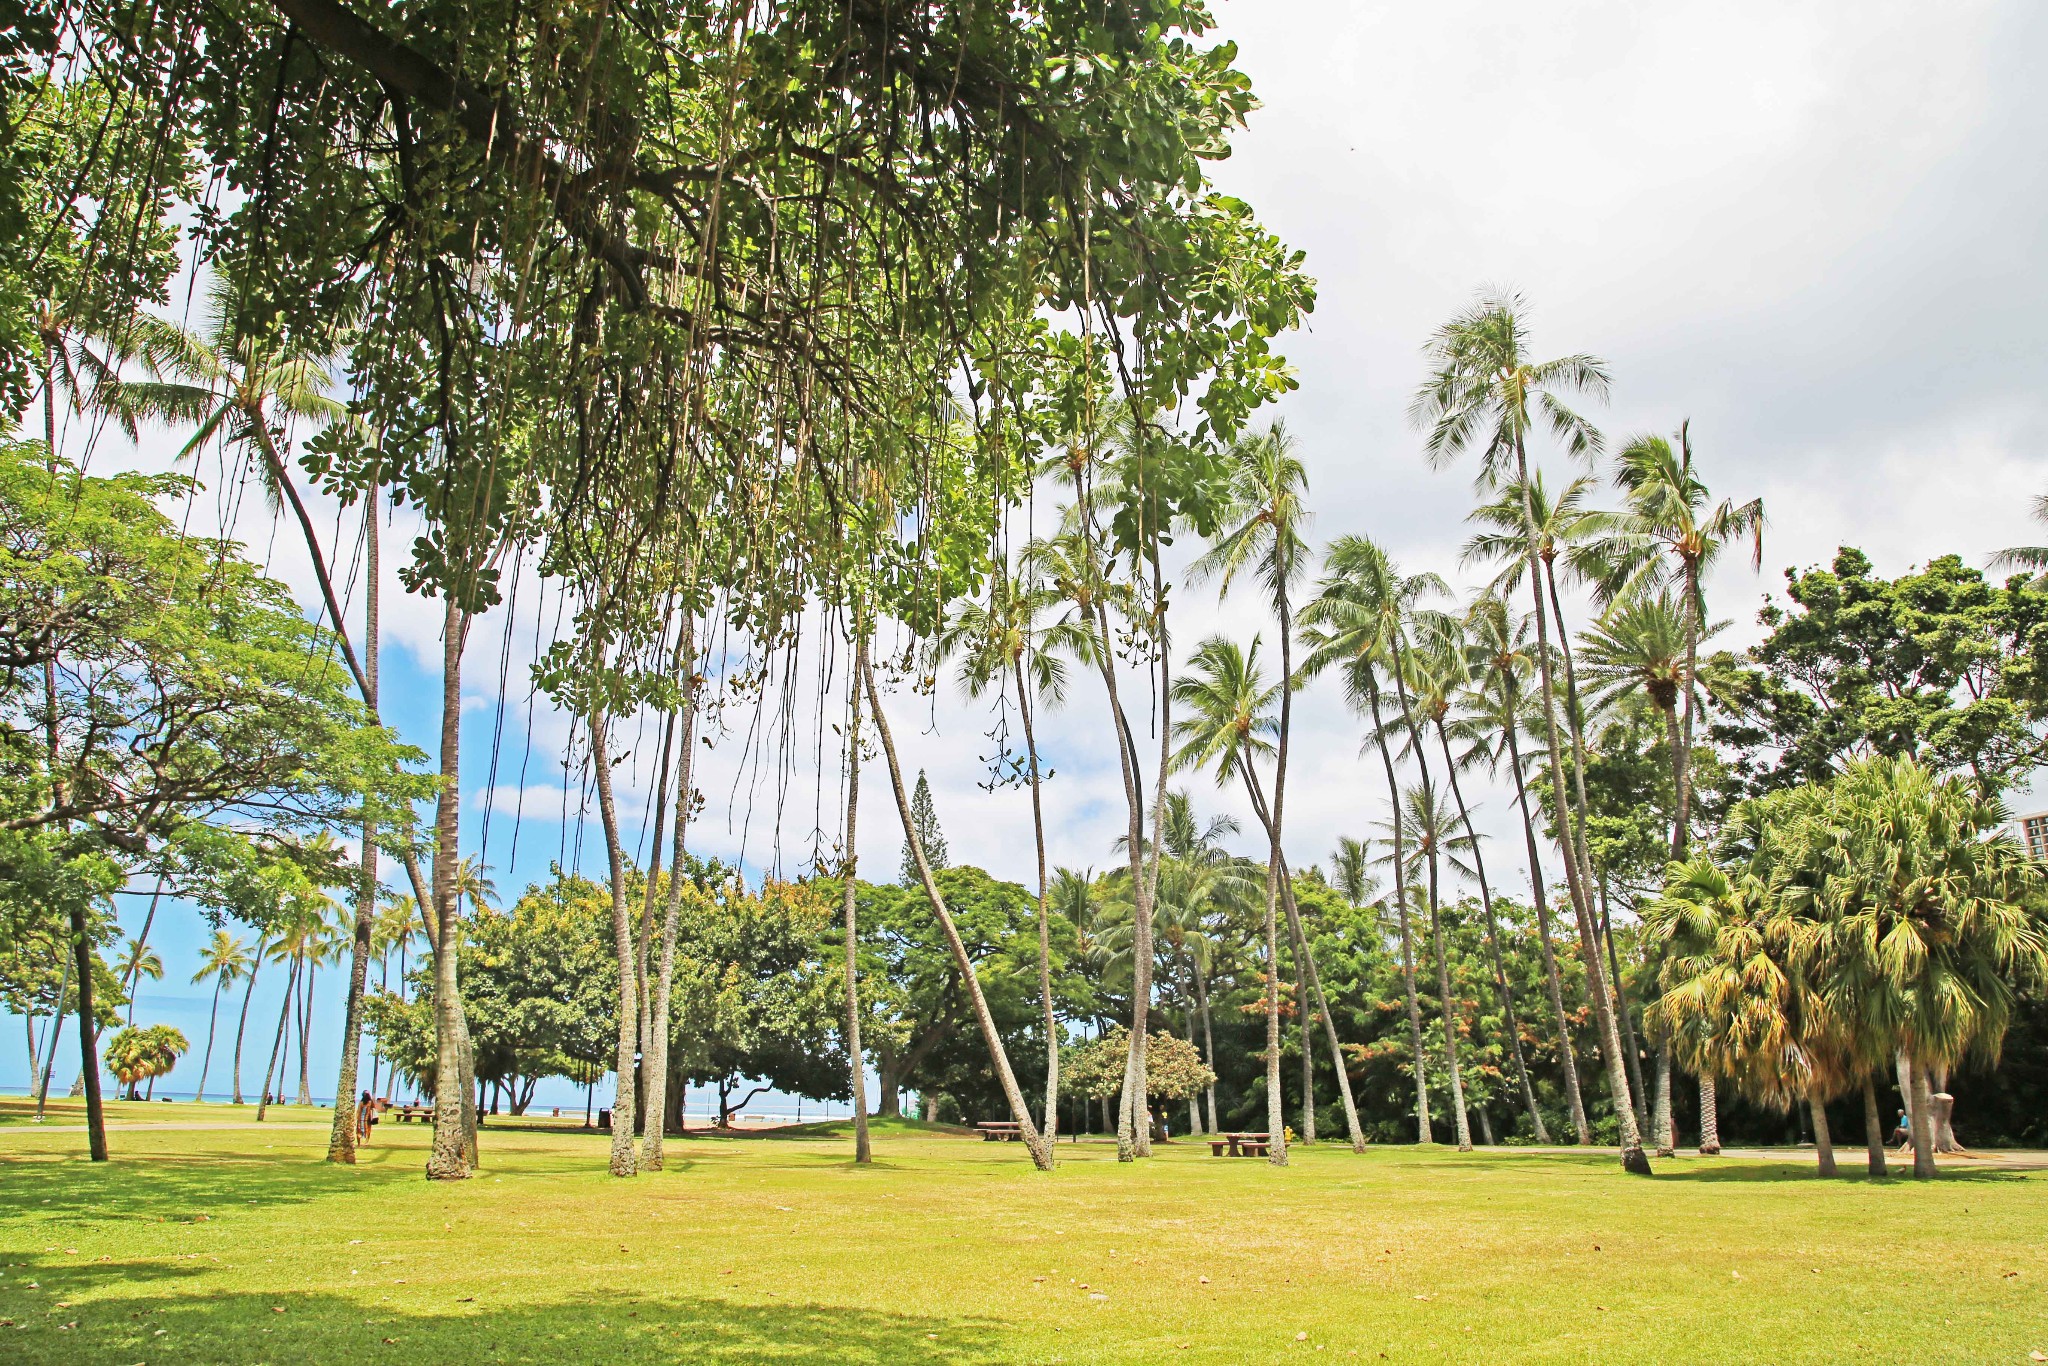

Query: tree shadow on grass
0,1260,1015,1365
1649,1162,2038,1184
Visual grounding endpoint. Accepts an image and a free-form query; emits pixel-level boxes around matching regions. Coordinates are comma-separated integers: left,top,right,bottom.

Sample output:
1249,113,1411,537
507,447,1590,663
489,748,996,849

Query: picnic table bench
395,1104,435,1124
1208,1131,1271,1158
977,1121,1024,1142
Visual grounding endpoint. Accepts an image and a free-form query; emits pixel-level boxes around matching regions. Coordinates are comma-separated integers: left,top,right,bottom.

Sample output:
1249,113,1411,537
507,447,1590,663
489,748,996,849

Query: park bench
977,1121,1024,1142
1207,1131,1271,1158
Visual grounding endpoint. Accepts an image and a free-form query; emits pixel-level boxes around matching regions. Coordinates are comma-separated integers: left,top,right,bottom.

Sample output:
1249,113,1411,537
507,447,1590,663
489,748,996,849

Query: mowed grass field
1,1102,2043,1364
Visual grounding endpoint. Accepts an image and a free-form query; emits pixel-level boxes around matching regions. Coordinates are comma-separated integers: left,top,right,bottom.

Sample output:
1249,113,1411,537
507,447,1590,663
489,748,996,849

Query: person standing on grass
357,1091,376,1144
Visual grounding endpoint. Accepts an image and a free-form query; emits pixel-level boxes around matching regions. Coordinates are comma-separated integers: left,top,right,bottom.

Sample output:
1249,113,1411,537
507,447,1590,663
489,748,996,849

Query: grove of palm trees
4,1,2047,1361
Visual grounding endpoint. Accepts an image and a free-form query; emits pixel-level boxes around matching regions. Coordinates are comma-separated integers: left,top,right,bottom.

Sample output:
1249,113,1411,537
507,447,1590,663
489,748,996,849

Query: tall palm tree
939,563,1092,1144
190,931,251,1103
1410,613,1548,1140
1168,634,1290,1163
1456,597,1593,1143
1412,289,1648,1174
229,932,269,1105
1612,423,1764,857
1193,421,1342,1157
1299,535,1442,1142
114,939,163,1028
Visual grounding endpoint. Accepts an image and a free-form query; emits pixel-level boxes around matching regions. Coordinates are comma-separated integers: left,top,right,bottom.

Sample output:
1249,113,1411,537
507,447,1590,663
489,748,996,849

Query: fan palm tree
1457,596,1592,1143
1612,422,1764,857
191,931,251,1103
939,563,1093,1145
1299,535,1443,1142
114,938,163,1029
1411,290,1646,1173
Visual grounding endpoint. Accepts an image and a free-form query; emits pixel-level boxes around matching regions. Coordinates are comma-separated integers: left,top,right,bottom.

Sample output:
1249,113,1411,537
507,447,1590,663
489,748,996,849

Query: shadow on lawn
0,1259,1012,1365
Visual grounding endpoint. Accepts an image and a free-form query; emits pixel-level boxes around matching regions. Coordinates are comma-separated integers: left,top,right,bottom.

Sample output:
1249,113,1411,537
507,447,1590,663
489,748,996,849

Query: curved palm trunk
1502,719,1591,1143
1014,659,1059,1145
863,650,1051,1169
1598,873,1652,1133
122,878,167,1027
257,958,298,1122
1268,859,1365,1150
1435,722,1546,1141
587,704,641,1178
194,977,225,1102
643,657,698,1173
1365,684,1431,1140
230,939,264,1104
841,678,872,1165
1809,1091,1837,1177
1516,440,1645,1174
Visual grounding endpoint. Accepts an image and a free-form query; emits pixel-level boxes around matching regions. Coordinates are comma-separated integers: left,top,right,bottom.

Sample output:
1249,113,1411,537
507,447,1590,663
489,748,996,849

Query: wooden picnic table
977,1121,1024,1142
1207,1131,1271,1158
395,1104,435,1124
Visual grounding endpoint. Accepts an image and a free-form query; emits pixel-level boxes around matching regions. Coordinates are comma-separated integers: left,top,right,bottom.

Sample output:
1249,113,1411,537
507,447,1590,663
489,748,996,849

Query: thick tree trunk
877,1047,901,1117
864,651,1050,1169
1519,443,1645,1174
1437,724,1546,1142
1932,1067,1960,1152
1809,1092,1837,1177
1907,1058,1937,1179
67,900,108,1160
1861,1074,1887,1178
1698,1073,1721,1156
1652,1044,1674,1157
1503,720,1590,1144
426,599,473,1179
841,677,872,1165
588,703,641,1178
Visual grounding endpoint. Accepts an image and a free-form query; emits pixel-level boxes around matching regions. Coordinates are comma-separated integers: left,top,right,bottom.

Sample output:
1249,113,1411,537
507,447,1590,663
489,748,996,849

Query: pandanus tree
1299,535,1443,1142
1412,290,1647,1173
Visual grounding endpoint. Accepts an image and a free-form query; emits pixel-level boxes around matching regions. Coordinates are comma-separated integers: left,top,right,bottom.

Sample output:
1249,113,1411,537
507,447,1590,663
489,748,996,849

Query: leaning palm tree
1455,598,1593,1143
1372,783,1477,1149
190,931,251,1103
938,562,1092,1146
1412,290,1647,1174
114,939,163,1028
1299,535,1442,1142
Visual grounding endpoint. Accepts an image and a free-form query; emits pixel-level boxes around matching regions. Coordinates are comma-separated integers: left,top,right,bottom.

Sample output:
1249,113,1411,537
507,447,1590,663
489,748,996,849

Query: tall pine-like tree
900,771,949,886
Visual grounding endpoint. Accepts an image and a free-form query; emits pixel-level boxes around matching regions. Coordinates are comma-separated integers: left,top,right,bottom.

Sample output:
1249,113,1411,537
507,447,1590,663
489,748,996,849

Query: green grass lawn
1,1108,2043,1364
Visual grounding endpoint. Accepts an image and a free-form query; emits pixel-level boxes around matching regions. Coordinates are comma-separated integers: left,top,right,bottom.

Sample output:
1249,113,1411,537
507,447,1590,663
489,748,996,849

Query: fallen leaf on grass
1198,1276,1211,1284
1411,1295,1432,1302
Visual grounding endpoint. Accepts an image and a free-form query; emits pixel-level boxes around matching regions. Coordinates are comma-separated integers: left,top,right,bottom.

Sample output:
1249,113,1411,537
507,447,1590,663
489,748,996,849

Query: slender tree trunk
1437,723,1546,1141
1651,1043,1673,1157
1809,1092,1836,1177
1675,559,1700,858
426,599,472,1179
1858,1074,1887,1177
195,978,225,1102
1516,440,1645,1174
1599,875,1652,1134
1503,719,1590,1143
1197,962,1220,1135
1423,835,1472,1151
1698,1074,1721,1156
642,652,697,1172
1258,845,1288,1164
840,670,872,1165
295,962,315,1105
67,898,107,1160
231,940,264,1104
35,949,70,1118
1908,1059,1937,1179
257,959,298,1122
1293,950,1315,1144
863,650,1051,1169
1366,684,1431,1140
1014,659,1060,1148
1269,858,1365,1151
123,877,167,1027
587,703,641,1178
330,489,381,1160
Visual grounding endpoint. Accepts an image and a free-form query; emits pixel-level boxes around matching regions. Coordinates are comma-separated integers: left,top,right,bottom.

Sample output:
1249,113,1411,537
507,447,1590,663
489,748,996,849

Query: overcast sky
13,1,2046,1104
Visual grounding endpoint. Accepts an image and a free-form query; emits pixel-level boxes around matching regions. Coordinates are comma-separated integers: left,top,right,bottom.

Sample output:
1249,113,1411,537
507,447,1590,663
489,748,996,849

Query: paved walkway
0,1122,329,1135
